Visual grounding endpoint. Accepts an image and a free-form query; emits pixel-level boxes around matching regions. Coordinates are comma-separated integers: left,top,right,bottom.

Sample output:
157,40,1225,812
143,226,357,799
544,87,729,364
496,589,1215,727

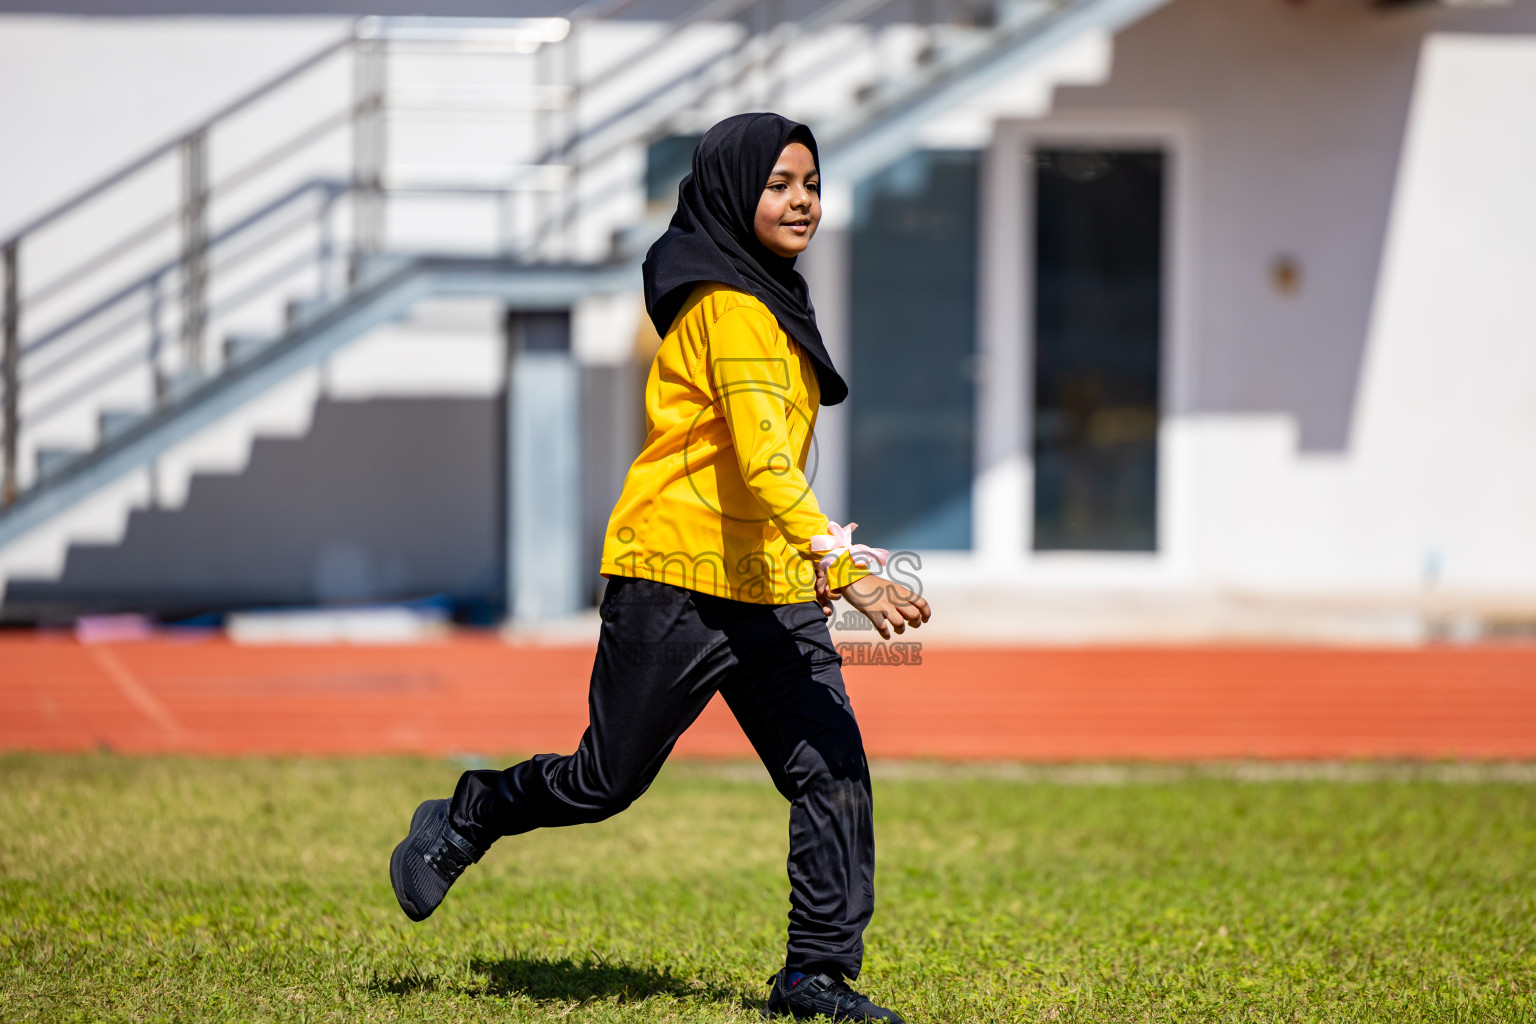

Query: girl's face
753,141,821,257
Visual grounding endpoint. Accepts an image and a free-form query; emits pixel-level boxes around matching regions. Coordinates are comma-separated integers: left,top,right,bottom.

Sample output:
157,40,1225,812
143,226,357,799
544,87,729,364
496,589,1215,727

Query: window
1031,148,1163,552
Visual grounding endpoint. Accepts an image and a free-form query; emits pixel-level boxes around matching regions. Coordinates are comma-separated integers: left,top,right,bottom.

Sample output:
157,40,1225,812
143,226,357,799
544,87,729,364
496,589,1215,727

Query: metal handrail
20,110,352,314
526,0,925,180
1,0,883,302
0,0,1064,513
525,0,917,244
0,34,358,251
0,17,585,249
21,180,343,363
0,8,650,505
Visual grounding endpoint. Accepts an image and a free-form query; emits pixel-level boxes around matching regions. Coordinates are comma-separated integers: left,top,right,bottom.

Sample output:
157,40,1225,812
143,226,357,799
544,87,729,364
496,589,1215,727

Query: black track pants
450,575,875,979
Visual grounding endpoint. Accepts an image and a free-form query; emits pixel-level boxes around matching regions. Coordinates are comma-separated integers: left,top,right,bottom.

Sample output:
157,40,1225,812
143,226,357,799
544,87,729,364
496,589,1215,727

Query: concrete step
35,446,86,481
161,369,204,405
98,409,145,444
285,296,330,328
223,334,274,366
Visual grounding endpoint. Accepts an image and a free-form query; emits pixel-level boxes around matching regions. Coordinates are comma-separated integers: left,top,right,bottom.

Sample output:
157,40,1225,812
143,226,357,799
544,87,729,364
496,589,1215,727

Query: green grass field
1,756,1533,1022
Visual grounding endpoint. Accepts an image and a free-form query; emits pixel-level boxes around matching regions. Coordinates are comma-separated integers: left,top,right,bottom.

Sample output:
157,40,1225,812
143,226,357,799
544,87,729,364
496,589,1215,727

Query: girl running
391,111,929,1023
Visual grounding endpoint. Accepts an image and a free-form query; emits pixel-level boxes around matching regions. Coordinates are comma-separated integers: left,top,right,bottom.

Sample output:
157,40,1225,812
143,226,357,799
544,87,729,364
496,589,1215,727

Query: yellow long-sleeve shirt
601,283,862,604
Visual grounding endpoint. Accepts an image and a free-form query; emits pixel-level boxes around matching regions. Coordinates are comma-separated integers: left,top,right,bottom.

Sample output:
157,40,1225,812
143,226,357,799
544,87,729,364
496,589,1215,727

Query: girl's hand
811,557,863,617
835,574,931,639
814,564,838,618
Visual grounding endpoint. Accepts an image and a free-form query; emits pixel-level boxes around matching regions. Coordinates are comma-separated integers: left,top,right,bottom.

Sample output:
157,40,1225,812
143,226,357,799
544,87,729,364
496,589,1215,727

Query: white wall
0,16,351,237
971,0,1536,602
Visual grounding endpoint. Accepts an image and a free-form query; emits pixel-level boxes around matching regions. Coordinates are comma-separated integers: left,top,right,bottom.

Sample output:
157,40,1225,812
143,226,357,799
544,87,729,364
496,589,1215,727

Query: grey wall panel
579,363,642,606
3,397,499,621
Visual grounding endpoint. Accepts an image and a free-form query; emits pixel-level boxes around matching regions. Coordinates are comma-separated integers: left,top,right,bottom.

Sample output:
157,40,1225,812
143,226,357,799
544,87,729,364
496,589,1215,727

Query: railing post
2,243,18,507
317,189,337,302
561,24,579,261
759,0,783,106
180,130,208,377
351,31,386,283
535,35,555,260
148,271,167,405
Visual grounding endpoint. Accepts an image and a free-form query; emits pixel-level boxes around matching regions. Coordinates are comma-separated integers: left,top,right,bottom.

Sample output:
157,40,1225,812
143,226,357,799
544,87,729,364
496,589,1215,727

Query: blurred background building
1,0,1534,642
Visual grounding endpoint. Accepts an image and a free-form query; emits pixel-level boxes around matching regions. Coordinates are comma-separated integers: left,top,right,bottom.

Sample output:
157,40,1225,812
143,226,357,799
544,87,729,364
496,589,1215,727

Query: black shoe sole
389,798,443,922
763,1003,881,1021
763,974,904,1023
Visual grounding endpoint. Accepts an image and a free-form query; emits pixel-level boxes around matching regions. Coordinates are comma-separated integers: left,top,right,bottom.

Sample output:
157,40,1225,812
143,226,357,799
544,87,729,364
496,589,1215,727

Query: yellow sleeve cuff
824,550,871,591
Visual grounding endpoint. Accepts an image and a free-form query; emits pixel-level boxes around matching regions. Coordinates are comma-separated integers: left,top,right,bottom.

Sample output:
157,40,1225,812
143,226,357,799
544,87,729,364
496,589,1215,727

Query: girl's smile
754,141,821,257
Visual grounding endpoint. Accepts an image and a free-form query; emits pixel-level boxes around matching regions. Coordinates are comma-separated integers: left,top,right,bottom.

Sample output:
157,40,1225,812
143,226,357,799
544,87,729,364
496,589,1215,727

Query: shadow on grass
373,954,751,1008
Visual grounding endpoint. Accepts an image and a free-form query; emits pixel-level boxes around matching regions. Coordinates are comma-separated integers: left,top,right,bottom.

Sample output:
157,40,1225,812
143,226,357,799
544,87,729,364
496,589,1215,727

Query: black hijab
641,112,848,406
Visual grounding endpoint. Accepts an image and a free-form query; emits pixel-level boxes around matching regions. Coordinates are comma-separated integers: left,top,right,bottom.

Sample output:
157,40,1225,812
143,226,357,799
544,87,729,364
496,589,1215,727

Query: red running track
1,634,1533,759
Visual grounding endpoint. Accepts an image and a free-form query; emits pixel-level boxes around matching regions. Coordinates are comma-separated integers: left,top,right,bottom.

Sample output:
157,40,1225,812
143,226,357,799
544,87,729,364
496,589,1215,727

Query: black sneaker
389,798,484,921
763,970,905,1022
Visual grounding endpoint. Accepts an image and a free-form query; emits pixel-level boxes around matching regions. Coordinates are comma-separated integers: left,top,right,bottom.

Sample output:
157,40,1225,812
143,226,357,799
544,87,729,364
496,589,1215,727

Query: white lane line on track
87,645,187,740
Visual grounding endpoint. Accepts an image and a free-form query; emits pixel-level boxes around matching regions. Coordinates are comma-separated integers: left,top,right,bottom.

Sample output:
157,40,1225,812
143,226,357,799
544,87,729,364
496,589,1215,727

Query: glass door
1031,148,1163,552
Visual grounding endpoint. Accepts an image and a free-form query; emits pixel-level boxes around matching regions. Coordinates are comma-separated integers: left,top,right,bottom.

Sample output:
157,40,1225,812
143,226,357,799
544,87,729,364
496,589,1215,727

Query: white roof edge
820,0,1175,184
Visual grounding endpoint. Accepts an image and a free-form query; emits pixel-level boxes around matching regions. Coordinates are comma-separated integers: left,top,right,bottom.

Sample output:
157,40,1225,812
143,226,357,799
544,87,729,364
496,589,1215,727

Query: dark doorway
850,150,978,550
1031,148,1163,552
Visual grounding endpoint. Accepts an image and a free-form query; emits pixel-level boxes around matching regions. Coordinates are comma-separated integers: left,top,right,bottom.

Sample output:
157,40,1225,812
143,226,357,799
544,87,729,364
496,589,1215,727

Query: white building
1,0,1533,641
